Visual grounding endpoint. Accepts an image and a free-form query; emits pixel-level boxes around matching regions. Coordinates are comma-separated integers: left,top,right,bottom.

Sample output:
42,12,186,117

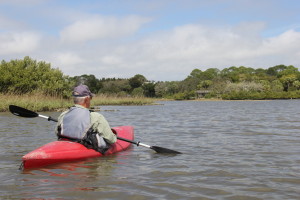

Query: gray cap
72,84,95,97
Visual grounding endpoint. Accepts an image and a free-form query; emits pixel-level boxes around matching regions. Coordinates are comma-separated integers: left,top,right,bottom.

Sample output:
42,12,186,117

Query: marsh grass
0,93,156,112
0,93,72,112
91,94,155,106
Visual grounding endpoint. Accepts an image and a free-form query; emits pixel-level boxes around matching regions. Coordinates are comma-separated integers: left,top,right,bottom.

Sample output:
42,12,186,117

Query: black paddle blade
150,146,182,154
9,105,38,118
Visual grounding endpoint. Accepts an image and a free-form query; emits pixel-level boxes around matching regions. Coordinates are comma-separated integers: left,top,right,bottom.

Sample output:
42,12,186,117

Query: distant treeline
1,56,300,100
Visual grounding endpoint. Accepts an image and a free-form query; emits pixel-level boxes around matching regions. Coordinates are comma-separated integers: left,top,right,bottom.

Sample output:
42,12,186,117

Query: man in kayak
55,84,117,154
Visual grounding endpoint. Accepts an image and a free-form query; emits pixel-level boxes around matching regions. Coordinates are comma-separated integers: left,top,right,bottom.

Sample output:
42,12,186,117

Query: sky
0,0,300,81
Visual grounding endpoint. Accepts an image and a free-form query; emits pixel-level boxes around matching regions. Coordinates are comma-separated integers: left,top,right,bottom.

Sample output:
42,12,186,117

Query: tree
131,87,144,97
72,74,102,93
154,82,167,97
154,81,180,97
197,80,212,89
189,68,202,79
0,56,73,97
200,68,220,80
142,82,156,97
100,79,131,94
293,80,300,90
181,70,201,92
280,74,297,91
266,65,288,76
220,66,240,82
277,65,300,78
270,80,283,92
129,74,147,89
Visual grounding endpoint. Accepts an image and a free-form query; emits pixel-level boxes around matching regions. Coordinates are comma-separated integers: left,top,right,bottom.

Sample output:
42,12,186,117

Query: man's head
72,84,95,108
73,84,94,98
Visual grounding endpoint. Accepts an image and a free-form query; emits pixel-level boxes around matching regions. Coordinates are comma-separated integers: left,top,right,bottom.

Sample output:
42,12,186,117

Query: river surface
1,100,300,200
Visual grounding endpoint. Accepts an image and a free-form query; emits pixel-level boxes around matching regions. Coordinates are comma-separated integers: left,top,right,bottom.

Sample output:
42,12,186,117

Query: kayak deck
22,126,134,169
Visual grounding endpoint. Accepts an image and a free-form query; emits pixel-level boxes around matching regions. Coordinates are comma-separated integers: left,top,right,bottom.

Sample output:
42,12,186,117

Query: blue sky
1,0,300,81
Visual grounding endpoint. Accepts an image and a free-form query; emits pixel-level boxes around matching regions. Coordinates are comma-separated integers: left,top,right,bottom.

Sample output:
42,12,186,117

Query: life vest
57,106,109,154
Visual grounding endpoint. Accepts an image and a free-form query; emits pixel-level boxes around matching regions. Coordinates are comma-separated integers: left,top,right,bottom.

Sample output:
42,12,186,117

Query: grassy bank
92,94,156,106
0,93,156,112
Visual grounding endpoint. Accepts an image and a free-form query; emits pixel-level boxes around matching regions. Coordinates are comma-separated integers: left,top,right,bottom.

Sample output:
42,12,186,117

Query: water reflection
18,151,133,198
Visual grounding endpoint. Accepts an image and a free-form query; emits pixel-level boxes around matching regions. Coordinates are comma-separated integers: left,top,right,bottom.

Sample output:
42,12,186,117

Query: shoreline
1,94,299,112
190,98,299,102
0,93,156,112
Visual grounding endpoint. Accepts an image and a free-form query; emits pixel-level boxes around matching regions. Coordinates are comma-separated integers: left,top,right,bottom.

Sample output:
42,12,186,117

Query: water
1,100,300,200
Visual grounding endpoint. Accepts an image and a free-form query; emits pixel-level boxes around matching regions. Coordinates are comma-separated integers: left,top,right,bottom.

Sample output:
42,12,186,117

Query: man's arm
90,112,117,144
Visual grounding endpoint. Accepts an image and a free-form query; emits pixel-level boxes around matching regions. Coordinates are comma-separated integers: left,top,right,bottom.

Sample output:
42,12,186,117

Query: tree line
1,56,300,100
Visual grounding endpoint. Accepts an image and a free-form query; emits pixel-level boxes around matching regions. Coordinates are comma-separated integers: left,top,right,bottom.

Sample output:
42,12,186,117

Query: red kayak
22,126,134,169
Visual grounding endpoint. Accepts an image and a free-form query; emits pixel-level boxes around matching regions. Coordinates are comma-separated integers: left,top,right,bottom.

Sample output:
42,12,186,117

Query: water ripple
1,100,300,199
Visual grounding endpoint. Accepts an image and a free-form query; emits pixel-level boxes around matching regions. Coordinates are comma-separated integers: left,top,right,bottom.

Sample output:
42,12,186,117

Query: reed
0,93,72,112
0,93,156,112
91,94,155,106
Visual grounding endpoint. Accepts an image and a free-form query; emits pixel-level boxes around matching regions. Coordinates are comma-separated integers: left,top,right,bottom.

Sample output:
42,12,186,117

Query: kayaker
55,84,117,154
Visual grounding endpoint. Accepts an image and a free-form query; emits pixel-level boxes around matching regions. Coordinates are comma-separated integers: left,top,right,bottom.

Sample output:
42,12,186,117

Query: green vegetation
0,56,72,97
1,57,300,112
154,65,300,100
73,64,300,100
0,57,155,111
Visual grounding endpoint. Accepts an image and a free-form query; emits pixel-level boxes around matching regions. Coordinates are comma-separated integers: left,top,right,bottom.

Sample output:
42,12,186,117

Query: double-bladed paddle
9,105,181,154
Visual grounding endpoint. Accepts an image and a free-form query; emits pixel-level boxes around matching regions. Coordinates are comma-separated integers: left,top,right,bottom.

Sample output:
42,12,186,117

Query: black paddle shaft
117,136,181,154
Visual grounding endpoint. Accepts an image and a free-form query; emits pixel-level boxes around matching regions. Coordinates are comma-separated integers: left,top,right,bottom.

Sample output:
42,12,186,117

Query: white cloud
101,55,123,65
0,15,25,30
1,0,300,81
261,30,300,53
82,22,300,80
0,32,41,55
60,15,151,43
37,21,300,81
54,52,84,67
146,23,297,62
2,15,300,81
